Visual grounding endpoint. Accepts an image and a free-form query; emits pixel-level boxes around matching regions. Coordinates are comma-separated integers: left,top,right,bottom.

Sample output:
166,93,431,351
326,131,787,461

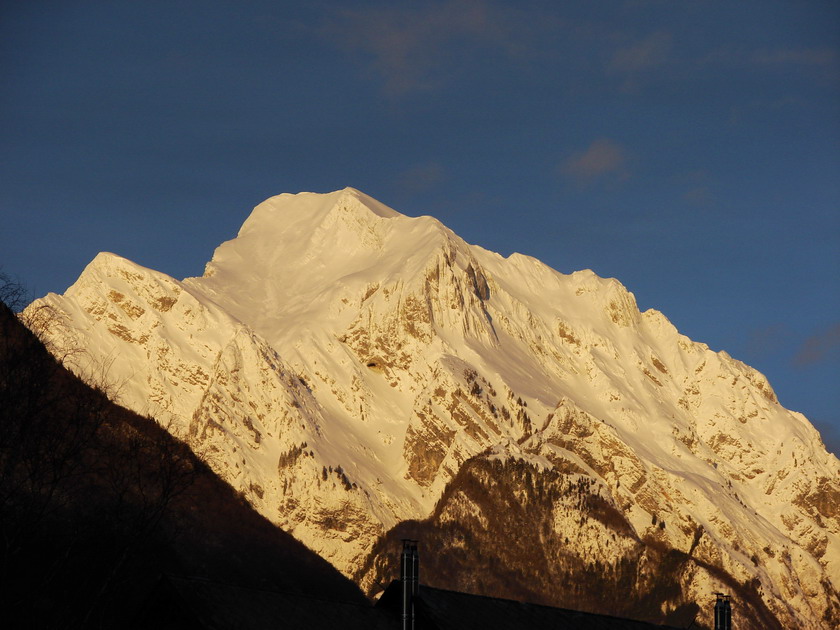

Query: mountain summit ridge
26,189,839,629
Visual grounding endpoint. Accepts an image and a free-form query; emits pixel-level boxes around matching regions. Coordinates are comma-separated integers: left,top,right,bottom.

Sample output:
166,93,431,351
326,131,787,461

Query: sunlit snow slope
27,188,839,628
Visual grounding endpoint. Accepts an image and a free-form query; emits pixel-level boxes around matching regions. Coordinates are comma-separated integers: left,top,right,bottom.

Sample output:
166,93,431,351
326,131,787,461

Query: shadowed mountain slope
359,456,786,630
0,299,366,628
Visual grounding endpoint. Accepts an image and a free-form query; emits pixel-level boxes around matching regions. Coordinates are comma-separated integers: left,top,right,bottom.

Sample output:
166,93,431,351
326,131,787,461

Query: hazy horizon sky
2,1,838,454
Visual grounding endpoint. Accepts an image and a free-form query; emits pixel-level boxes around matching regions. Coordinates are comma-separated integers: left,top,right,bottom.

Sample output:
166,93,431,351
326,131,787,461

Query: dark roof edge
379,581,685,630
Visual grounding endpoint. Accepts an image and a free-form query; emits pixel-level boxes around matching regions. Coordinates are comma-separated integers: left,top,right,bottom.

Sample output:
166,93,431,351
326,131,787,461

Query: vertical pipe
401,541,411,630
411,542,419,596
723,596,732,630
714,593,732,630
410,542,419,629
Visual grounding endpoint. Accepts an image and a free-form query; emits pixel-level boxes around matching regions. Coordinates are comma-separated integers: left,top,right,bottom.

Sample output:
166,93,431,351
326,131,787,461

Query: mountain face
27,188,839,628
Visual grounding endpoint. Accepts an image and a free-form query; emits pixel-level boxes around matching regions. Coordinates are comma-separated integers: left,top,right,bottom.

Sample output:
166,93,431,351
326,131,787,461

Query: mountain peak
236,188,401,240
66,251,159,299
24,188,840,630
197,189,413,285
337,187,403,219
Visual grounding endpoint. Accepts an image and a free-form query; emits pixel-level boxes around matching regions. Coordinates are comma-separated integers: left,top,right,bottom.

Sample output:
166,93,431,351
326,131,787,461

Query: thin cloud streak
750,47,839,68
794,323,840,367
700,45,840,84
395,162,448,196
605,31,674,92
609,31,672,73
321,3,838,99
560,138,630,186
322,0,523,96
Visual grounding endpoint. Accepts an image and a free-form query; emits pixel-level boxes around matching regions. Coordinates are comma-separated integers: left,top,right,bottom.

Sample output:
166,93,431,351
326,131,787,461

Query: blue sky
2,1,839,454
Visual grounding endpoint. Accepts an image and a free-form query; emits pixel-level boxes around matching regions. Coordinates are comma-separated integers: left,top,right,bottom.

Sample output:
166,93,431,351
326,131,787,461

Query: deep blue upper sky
2,1,838,454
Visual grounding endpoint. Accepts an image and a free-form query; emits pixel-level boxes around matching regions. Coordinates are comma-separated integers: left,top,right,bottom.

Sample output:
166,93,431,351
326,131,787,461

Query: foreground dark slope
0,300,366,628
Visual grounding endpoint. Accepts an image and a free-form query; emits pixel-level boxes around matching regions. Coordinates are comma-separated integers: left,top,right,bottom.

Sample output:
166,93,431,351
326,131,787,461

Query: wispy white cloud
752,47,840,84
750,47,838,69
605,31,674,92
322,4,839,100
560,138,630,185
322,0,526,96
395,162,448,196
682,186,715,207
676,170,717,208
794,323,840,367
701,45,840,84
609,31,672,74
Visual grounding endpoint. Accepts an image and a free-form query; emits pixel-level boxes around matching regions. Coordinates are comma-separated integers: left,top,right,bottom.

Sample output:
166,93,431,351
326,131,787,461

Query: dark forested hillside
0,296,366,629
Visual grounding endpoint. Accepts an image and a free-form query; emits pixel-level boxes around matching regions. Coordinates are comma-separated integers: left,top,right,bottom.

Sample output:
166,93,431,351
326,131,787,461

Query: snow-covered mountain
27,188,839,628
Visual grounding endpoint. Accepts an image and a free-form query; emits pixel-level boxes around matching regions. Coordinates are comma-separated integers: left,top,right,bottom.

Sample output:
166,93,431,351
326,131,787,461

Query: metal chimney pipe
401,540,418,630
714,593,732,630
411,541,419,600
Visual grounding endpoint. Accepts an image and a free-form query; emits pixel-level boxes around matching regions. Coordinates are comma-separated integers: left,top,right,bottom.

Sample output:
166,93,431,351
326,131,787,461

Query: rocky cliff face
26,188,839,628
